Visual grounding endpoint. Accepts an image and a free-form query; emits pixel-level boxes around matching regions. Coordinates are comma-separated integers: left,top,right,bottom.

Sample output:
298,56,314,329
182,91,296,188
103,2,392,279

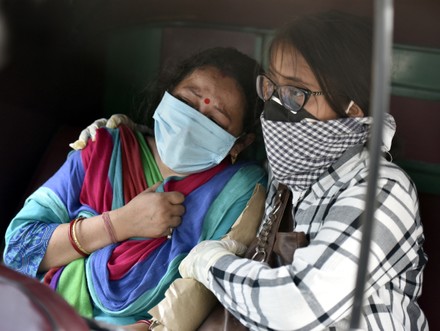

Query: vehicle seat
389,44,440,330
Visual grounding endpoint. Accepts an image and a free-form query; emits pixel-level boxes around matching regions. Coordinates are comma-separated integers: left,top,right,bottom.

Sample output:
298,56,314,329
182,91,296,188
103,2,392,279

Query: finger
107,114,152,135
69,139,86,150
145,182,162,192
169,216,182,228
166,191,185,204
232,241,247,256
107,114,129,129
89,118,108,141
69,128,91,150
169,204,185,218
224,240,247,256
69,118,108,150
78,127,91,143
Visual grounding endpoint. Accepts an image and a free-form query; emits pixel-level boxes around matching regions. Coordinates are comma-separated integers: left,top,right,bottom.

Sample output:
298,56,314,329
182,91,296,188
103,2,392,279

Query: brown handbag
198,184,309,331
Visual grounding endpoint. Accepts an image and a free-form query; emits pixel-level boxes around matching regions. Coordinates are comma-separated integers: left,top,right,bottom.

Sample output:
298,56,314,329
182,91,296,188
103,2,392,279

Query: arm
185,171,423,330
4,151,86,277
4,129,184,276
38,182,184,272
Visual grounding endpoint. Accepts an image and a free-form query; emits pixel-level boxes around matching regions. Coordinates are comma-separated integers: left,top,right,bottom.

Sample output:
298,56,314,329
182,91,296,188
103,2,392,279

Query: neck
146,136,186,179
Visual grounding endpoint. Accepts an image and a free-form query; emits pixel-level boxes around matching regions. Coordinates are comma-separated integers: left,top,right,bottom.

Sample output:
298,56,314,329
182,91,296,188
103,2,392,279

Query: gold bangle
72,218,91,256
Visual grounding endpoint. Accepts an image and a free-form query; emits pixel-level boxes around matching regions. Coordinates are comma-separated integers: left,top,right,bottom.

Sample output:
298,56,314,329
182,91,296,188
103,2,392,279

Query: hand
178,239,247,288
69,118,107,150
69,114,152,150
112,182,186,240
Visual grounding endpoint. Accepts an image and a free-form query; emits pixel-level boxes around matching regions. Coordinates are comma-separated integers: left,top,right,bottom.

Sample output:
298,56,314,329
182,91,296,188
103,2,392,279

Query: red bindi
204,98,211,105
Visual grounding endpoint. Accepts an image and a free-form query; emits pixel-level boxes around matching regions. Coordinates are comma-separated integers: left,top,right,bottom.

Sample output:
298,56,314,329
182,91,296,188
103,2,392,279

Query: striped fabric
209,114,428,330
261,115,371,191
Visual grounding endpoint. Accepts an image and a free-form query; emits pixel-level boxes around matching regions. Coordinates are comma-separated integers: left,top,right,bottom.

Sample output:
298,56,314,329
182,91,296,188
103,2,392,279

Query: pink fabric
120,125,148,203
163,159,229,196
80,129,114,212
107,238,167,281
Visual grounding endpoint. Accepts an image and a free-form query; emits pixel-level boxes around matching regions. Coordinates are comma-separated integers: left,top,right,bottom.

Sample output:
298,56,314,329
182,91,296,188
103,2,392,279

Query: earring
231,153,238,164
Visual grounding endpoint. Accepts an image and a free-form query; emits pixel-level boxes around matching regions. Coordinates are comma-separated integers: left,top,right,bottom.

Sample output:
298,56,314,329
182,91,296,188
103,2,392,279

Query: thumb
88,119,108,141
146,181,162,192
107,114,131,129
222,239,247,256
69,118,108,150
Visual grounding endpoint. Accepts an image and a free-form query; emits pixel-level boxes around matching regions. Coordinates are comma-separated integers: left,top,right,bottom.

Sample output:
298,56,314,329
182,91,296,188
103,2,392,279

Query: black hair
270,11,373,116
132,47,264,134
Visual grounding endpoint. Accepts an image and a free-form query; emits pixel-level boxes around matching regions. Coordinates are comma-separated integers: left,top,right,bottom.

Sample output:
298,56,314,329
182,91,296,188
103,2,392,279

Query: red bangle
68,217,89,257
102,212,118,243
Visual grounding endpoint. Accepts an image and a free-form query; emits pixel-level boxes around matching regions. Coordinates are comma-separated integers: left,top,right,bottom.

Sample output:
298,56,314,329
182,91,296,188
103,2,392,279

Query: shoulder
336,147,416,192
378,161,419,206
233,161,267,182
216,162,268,195
336,157,419,212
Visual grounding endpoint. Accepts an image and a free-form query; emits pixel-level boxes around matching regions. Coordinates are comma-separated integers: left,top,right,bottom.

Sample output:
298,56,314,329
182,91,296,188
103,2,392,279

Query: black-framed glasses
256,74,325,114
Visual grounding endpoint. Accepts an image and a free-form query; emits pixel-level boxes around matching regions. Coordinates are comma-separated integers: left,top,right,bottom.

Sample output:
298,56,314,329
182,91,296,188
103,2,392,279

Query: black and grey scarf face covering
261,113,373,191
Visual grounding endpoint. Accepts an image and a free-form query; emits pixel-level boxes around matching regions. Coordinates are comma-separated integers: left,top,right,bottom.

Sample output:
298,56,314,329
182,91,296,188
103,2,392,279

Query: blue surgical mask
153,91,238,174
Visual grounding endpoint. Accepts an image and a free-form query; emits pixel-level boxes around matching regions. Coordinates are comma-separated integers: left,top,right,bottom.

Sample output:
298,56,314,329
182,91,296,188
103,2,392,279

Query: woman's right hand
111,182,186,240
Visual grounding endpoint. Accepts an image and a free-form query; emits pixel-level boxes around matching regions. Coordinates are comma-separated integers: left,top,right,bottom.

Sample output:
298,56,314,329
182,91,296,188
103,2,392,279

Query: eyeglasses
256,74,325,114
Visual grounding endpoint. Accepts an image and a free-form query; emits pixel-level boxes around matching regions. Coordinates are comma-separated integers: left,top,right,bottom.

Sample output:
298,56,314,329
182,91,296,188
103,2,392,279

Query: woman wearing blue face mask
180,12,428,331
3,47,267,327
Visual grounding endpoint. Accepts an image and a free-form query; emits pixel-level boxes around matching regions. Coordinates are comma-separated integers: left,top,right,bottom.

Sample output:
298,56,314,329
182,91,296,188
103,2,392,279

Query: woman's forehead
269,44,318,88
181,67,240,94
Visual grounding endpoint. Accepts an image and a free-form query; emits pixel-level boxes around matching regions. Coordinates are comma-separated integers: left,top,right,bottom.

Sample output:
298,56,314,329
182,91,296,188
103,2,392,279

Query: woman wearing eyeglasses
180,11,428,330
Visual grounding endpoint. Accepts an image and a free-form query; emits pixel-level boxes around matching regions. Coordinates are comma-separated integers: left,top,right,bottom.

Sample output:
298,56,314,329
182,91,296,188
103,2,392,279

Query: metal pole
348,0,394,330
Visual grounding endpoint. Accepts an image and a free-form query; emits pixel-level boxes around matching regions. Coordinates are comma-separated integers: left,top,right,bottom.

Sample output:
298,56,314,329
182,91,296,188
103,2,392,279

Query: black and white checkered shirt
209,144,428,330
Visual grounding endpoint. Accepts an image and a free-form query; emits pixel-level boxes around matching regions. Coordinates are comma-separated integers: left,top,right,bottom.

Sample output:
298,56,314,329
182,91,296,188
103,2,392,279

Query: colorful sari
3,125,267,325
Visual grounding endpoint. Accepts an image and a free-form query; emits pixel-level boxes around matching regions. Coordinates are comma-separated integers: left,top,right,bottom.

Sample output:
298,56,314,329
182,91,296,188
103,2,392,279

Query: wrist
102,211,118,243
108,208,129,241
198,249,234,288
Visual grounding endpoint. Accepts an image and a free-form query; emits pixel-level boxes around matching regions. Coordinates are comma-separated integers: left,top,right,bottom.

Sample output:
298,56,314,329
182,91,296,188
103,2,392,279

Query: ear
347,102,365,118
229,133,256,157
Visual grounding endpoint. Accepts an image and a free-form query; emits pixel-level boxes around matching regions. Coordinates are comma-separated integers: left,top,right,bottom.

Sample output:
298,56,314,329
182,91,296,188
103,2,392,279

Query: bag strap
246,183,292,262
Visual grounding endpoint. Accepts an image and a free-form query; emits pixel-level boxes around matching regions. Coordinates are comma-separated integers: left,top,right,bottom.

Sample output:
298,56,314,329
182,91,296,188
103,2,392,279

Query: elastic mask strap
345,100,355,115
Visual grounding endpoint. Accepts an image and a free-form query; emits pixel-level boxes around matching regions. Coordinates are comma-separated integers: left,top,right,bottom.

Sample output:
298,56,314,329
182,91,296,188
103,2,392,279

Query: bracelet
102,212,118,243
68,218,87,256
68,217,90,256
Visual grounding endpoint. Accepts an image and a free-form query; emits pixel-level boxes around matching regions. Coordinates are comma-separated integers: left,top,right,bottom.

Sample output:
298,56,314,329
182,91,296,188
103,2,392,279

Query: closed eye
174,94,197,109
207,116,222,127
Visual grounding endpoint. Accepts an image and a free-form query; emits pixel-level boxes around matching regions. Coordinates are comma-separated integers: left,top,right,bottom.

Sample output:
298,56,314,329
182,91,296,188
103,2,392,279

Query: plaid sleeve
209,162,427,331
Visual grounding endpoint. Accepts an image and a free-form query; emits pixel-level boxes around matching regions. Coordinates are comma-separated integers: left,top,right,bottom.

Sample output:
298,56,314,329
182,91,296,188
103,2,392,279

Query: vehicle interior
1,0,439,329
